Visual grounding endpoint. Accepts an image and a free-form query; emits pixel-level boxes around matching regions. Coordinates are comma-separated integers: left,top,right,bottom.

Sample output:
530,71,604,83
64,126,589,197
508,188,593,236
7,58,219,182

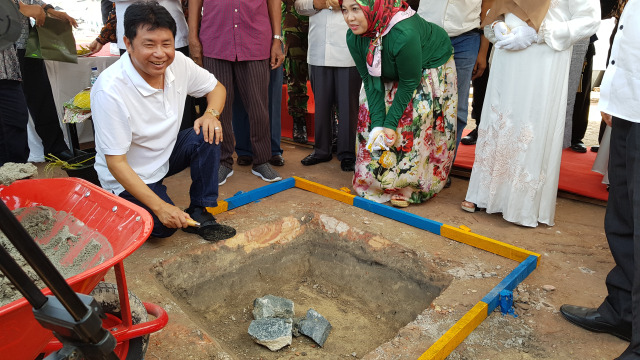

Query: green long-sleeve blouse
346,14,452,129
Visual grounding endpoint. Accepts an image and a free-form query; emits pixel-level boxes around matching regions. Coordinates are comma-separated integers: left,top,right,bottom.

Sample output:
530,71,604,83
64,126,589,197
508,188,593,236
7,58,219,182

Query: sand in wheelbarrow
0,205,114,307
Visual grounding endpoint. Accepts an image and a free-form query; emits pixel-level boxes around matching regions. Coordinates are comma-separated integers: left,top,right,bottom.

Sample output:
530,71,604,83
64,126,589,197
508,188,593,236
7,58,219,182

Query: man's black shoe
569,142,587,153
301,154,332,166
591,145,599,153
183,206,236,242
340,158,355,172
269,154,285,166
237,155,253,166
461,128,478,145
444,177,452,188
560,304,631,342
49,149,78,162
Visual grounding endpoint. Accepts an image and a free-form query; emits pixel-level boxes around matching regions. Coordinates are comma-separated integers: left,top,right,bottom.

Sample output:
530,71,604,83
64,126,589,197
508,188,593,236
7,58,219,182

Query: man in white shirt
294,0,361,172
417,0,491,185
560,1,640,358
91,2,235,242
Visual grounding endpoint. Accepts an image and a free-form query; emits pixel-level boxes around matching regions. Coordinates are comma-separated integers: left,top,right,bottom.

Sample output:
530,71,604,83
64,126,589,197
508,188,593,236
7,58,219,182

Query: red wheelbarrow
0,178,168,360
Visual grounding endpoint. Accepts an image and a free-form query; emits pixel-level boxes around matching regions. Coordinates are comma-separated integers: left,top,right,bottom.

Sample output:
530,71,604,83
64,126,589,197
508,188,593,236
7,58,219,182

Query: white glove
492,21,512,42
495,25,538,51
366,127,389,152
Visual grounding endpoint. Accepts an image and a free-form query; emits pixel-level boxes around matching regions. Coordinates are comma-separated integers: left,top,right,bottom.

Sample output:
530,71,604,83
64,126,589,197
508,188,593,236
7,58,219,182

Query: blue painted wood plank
225,177,295,210
353,197,442,235
481,255,539,313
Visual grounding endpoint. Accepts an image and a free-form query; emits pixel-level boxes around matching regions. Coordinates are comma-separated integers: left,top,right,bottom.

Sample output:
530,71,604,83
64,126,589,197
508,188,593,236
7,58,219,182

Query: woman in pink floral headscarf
337,0,457,207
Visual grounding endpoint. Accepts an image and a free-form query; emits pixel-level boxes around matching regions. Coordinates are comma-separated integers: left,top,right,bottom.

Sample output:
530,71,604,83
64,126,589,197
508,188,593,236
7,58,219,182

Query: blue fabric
450,31,480,159
232,65,284,157
119,128,220,238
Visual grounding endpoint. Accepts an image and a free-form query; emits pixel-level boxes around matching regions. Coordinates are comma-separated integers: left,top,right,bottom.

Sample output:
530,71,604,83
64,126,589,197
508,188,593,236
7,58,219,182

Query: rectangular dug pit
154,213,452,359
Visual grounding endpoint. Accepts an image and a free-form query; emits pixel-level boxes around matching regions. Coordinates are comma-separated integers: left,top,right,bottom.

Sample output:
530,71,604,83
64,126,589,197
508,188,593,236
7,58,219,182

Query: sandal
461,201,479,213
391,195,409,208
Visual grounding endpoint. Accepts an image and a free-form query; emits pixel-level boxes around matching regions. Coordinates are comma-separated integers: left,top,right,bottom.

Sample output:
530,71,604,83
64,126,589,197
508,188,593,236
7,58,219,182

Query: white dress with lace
464,0,600,227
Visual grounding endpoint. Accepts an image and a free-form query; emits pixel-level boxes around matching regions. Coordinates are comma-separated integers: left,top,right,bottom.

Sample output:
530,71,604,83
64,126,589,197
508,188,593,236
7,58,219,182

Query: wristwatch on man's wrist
43,4,54,14
205,108,220,118
273,34,283,42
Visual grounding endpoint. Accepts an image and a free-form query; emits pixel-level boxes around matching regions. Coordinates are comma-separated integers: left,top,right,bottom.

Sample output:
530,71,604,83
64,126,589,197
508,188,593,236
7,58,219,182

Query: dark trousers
471,44,492,125
0,80,29,166
203,57,271,168
571,42,595,145
119,128,221,238
308,65,361,161
598,116,640,358
17,49,69,156
232,64,283,157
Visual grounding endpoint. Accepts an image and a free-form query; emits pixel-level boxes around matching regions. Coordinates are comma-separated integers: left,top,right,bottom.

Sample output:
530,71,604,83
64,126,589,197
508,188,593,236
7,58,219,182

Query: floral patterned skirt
353,56,457,204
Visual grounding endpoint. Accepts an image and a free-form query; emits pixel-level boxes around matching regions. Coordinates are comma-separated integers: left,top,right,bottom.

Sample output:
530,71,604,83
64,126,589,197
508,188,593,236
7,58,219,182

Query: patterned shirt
16,0,46,50
0,46,21,81
199,0,273,61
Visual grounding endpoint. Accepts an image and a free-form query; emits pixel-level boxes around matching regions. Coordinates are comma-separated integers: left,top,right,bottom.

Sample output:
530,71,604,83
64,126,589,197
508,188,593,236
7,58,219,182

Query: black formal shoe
591,145,599,153
460,128,478,145
560,304,631,341
48,149,77,162
237,155,253,166
269,154,285,166
301,154,332,166
340,158,355,172
569,142,587,153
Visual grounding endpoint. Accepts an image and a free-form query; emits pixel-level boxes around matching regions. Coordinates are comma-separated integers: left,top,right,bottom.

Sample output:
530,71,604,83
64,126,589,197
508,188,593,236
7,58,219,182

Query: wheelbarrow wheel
90,282,149,360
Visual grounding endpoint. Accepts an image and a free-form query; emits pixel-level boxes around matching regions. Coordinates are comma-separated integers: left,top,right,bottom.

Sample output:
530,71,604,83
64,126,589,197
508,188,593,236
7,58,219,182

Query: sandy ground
22,106,626,359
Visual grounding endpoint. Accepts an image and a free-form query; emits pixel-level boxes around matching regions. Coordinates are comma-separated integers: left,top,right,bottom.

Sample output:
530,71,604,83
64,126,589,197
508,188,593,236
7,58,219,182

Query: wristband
273,34,283,42
43,4,54,14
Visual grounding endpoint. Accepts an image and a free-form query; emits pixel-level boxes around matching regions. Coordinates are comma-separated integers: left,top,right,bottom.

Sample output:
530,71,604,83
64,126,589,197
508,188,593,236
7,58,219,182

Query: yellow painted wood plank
206,201,228,215
418,302,489,360
440,225,540,265
293,176,355,205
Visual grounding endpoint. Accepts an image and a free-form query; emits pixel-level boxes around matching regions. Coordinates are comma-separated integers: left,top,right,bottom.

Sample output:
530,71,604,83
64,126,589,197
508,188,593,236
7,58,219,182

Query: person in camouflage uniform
282,0,310,144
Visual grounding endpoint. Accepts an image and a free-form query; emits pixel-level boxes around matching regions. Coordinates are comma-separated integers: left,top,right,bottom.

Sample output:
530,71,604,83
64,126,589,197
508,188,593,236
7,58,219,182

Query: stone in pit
299,308,332,347
248,318,292,351
252,294,294,320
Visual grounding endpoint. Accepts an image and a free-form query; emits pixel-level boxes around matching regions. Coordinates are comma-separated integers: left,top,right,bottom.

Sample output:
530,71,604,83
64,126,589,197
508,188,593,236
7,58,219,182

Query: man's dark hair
124,1,177,42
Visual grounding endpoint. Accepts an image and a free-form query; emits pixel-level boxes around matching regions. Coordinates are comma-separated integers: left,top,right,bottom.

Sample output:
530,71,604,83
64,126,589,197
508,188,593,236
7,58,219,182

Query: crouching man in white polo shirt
91,1,236,242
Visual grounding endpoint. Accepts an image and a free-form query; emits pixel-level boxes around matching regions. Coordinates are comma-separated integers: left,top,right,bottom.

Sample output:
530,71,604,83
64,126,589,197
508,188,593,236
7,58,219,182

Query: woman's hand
48,9,78,28
20,3,46,26
326,0,340,9
89,39,104,54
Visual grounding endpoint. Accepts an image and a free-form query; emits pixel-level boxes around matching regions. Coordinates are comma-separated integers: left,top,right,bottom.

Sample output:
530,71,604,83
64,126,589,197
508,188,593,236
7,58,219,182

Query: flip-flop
390,196,409,208
461,201,481,213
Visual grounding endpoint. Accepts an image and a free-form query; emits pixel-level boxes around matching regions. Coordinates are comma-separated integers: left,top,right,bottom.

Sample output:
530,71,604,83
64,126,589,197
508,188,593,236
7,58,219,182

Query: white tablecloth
27,54,119,162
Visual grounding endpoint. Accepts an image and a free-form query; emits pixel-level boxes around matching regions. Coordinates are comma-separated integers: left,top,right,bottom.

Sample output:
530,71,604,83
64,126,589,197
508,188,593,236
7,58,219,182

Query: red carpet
281,82,316,143
453,129,609,202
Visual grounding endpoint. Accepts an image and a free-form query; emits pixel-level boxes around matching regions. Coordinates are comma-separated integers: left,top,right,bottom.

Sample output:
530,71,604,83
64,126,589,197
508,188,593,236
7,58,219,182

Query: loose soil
153,213,451,359
0,206,113,307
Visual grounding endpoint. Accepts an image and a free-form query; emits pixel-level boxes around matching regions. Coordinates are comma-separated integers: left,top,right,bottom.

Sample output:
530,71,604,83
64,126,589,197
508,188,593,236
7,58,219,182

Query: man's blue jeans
119,128,220,238
451,31,481,159
232,65,284,158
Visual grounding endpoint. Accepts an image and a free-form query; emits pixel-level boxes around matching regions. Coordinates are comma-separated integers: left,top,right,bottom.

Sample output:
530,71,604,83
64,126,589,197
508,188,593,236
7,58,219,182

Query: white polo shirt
91,51,217,195
417,0,482,37
294,1,355,67
598,0,640,123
